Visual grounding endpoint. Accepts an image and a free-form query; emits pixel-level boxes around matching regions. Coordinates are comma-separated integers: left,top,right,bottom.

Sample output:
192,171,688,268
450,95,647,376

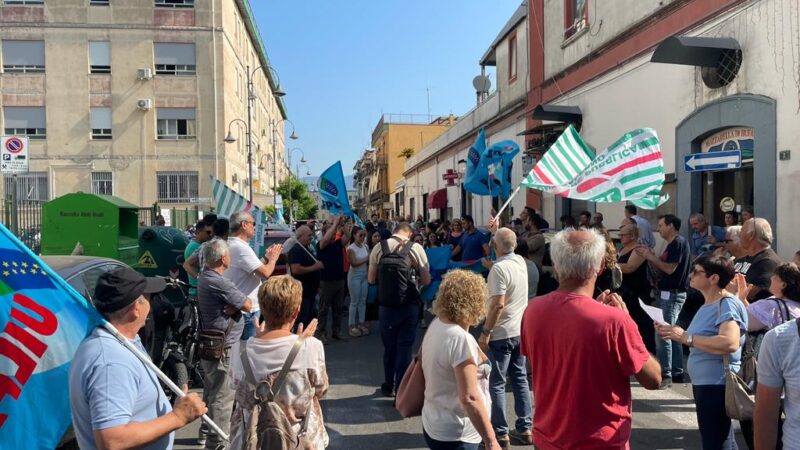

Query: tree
399,147,415,159
264,176,317,221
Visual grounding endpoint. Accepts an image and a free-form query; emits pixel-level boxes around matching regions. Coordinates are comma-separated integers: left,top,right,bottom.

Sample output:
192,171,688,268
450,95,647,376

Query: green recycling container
41,193,140,265
136,226,189,306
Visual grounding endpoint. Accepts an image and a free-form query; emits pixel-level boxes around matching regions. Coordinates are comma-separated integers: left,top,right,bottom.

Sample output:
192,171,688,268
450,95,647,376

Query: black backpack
377,237,420,307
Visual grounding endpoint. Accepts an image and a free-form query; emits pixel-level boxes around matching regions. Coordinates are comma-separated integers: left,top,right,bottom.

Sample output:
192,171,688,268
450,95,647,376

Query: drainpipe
211,0,220,182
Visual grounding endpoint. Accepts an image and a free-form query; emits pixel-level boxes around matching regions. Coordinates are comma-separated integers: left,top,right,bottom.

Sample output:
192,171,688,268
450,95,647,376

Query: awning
427,188,447,209
650,36,740,67
531,104,583,127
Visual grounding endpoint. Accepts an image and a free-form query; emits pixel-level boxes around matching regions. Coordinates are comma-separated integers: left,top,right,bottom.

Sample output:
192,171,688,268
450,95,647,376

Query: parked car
264,228,292,276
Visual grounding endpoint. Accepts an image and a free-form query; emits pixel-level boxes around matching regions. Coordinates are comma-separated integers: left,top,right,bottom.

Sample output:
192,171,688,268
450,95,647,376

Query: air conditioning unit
137,68,153,80
136,99,152,111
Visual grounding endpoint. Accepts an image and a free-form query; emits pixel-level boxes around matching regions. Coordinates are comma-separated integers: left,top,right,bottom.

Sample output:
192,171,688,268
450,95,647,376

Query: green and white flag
211,176,269,254
521,127,668,209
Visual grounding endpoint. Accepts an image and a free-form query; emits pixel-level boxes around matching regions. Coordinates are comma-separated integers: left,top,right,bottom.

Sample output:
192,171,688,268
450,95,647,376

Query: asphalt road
175,321,746,450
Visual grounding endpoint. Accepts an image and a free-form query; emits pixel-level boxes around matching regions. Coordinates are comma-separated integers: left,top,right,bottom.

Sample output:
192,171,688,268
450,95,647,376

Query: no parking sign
1,135,29,174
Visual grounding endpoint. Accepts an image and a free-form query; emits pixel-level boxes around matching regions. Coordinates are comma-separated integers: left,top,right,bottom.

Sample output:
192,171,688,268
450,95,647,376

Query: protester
478,228,532,446
155,214,166,226
413,233,425,246
637,214,692,388
316,215,353,342
347,227,370,337
593,212,605,228
420,270,500,450
229,276,329,449
595,229,620,295
742,206,754,223
559,214,576,229
183,220,213,300
226,211,283,340
368,229,382,250
655,255,747,450
617,223,657,354
69,267,207,450
368,221,431,397
521,228,661,449
445,218,464,259
625,204,655,249
578,211,592,228
754,311,800,449
197,239,252,450
453,215,489,261
715,226,746,260
738,262,800,330
519,208,545,269
689,213,727,257
426,232,441,248
724,211,738,227
513,240,539,299
288,225,324,328
730,218,782,302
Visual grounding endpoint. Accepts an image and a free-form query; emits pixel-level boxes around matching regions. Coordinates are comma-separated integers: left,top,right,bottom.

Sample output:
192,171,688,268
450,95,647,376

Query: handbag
197,319,235,361
395,341,425,418
720,297,755,420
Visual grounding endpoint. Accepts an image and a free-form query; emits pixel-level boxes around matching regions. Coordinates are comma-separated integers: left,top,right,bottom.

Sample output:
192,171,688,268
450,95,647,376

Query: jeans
348,269,368,326
319,280,346,338
657,290,686,378
693,384,738,450
201,351,234,449
488,337,533,437
239,311,260,341
380,304,419,390
423,429,479,450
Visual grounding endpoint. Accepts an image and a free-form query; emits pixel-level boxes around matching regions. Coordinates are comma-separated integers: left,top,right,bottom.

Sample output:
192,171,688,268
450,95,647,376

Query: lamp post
270,118,298,207
224,64,294,202
287,147,305,224
295,162,310,220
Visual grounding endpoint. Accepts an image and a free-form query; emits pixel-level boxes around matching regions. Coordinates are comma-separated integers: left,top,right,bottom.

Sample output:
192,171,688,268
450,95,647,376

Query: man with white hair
478,227,532,447
735,217,782,301
520,228,661,449
197,238,252,449
226,211,282,340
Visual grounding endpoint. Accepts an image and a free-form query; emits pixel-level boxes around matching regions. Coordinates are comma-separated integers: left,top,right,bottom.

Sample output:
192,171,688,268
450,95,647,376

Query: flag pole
100,321,229,441
492,185,522,223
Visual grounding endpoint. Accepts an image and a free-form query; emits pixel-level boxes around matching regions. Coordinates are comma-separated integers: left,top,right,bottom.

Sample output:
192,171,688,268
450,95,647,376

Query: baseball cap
93,267,167,314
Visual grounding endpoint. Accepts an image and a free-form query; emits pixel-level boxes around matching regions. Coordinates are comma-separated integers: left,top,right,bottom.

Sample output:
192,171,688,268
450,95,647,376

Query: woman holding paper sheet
655,255,747,450
617,223,657,354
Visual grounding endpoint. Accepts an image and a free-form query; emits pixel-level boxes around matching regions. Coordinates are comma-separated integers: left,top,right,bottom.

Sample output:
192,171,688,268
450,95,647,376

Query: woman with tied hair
229,276,329,449
737,262,800,331
421,270,500,450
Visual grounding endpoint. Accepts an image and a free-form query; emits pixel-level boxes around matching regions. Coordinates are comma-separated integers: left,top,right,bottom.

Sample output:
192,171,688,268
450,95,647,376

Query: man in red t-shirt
520,228,662,450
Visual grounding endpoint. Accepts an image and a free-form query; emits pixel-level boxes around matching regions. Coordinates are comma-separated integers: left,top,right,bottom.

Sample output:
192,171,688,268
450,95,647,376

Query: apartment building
0,0,291,209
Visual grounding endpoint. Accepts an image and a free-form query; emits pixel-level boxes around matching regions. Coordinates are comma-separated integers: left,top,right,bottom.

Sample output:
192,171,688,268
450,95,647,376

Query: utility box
41,193,140,265
137,226,189,306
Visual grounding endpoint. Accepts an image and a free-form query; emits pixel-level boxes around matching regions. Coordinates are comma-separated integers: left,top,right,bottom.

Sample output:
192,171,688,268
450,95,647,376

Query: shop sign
702,127,753,161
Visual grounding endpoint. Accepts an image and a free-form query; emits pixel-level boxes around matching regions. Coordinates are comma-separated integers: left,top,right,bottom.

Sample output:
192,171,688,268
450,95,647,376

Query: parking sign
1,136,29,174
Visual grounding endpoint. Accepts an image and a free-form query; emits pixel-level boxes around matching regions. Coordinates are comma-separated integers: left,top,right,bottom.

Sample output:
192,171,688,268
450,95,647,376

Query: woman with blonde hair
230,276,329,449
421,270,500,450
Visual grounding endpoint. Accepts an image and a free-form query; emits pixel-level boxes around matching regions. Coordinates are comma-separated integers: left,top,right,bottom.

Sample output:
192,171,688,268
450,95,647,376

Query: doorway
701,166,753,226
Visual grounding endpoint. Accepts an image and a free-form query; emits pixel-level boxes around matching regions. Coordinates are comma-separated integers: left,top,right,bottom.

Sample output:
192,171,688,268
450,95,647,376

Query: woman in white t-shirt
347,227,370,337
421,270,500,450
230,276,329,449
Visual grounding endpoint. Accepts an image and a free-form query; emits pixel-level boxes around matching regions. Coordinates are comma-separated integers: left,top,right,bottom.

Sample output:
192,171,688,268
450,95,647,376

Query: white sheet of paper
639,298,665,324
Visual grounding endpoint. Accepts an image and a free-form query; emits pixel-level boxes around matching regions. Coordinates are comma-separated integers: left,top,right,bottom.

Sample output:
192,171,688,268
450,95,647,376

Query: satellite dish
472,75,491,93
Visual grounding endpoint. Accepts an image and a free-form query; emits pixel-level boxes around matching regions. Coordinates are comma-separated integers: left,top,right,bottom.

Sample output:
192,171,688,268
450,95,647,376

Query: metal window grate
4,172,48,203
91,172,113,195
157,171,198,203
701,49,742,89
90,65,111,74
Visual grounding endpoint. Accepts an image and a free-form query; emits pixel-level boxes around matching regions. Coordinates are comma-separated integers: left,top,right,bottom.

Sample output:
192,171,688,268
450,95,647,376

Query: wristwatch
686,334,694,348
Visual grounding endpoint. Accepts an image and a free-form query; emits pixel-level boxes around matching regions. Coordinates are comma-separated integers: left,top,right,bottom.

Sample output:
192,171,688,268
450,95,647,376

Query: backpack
377,237,420,308
230,338,314,450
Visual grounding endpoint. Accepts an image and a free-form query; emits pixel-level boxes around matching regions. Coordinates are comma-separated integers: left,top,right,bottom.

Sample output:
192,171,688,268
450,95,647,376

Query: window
156,108,196,140
564,0,588,39
157,171,198,203
3,0,44,4
91,172,113,195
154,0,194,9
4,172,48,203
508,34,518,82
154,43,196,75
2,40,45,73
4,106,46,139
90,107,112,139
89,0,109,5
89,41,110,74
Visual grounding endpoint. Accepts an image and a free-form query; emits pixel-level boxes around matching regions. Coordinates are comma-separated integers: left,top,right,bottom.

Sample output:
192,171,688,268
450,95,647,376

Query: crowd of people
64,202,800,450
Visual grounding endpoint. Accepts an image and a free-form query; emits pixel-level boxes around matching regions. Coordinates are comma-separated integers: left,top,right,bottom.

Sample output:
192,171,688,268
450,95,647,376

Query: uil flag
211,176,267,254
521,127,668,209
318,161,354,217
0,224,103,448
463,129,520,198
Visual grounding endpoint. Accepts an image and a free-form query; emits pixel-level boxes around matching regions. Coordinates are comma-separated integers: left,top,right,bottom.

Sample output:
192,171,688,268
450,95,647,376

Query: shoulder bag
198,319,236,361
395,338,425,417
721,297,755,420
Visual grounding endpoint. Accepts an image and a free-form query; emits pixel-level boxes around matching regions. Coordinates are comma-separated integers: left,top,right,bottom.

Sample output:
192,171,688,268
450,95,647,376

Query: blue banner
463,129,520,198
420,246,488,302
318,161,354,217
0,225,102,448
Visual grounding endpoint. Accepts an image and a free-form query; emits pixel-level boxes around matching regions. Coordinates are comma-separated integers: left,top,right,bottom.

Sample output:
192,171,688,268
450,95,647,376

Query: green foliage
399,147,415,159
265,176,317,220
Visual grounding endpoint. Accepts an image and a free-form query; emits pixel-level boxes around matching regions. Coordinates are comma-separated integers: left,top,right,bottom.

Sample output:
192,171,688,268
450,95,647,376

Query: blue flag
463,129,520,198
0,225,102,448
318,161,354,217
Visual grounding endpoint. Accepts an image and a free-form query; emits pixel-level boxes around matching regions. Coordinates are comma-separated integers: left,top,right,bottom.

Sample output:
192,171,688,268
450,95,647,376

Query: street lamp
270,118,298,207
223,64,294,202
293,162,311,221
287,148,305,224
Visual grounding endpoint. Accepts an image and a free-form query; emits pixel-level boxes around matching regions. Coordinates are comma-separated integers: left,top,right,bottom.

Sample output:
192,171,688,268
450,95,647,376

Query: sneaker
672,374,686,383
359,325,370,336
497,434,511,449
659,377,673,390
509,429,532,445
380,382,394,397
349,326,362,337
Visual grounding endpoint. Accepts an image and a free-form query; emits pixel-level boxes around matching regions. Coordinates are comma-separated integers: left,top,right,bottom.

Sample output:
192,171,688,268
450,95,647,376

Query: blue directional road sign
684,150,741,172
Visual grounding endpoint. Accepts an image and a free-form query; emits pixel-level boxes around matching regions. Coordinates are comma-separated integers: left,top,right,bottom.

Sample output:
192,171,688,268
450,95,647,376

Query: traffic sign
1,135,29,174
684,150,741,172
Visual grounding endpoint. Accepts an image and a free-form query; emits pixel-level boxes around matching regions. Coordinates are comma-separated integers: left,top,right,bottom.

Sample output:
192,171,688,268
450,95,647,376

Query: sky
251,1,523,177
